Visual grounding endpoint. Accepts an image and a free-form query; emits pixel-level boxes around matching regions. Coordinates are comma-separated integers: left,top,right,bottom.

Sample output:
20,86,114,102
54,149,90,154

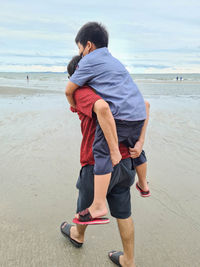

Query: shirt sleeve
74,87,102,118
70,57,94,86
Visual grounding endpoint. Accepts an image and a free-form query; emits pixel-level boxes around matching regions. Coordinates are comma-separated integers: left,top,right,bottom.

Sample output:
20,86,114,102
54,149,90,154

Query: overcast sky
0,0,200,73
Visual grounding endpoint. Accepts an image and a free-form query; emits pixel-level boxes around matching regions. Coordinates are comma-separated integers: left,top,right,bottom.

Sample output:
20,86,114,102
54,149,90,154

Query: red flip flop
136,182,151,197
73,217,110,225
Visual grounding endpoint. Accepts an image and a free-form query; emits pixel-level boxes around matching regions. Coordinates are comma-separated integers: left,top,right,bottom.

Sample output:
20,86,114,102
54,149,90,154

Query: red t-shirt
70,86,130,166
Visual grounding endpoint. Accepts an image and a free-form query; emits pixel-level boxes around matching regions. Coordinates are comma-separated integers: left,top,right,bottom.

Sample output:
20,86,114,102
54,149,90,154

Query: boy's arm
73,87,121,166
93,99,122,166
129,100,150,158
65,81,79,108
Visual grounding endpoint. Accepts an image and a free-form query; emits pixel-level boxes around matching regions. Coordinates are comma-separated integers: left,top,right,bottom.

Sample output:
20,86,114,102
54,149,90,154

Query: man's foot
108,251,123,266
60,222,84,247
108,251,136,267
136,182,151,197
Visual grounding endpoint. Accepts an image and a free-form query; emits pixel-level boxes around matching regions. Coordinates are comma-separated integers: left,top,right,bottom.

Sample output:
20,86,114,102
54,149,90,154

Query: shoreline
0,85,62,96
136,80,200,84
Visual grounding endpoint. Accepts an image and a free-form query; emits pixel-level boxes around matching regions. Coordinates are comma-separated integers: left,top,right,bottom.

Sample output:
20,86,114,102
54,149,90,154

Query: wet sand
0,85,62,96
0,86,200,267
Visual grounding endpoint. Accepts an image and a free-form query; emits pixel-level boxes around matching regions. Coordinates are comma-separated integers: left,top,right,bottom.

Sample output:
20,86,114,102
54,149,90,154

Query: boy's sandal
136,182,151,197
73,217,110,225
73,208,110,225
78,208,93,222
108,250,123,266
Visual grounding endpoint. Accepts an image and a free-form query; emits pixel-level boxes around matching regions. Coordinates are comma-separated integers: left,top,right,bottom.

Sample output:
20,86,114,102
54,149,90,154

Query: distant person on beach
180,77,183,81
61,55,150,267
176,76,179,81
27,75,29,83
65,22,150,226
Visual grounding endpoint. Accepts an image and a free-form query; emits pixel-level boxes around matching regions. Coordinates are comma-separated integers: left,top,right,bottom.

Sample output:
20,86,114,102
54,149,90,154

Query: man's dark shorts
76,158,137,219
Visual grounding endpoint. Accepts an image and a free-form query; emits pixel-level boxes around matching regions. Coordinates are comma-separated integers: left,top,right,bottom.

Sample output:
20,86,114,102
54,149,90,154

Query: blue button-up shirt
70,47,146,121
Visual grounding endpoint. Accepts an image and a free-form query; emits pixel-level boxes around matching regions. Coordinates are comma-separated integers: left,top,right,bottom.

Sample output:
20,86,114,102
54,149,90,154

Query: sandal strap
79,208,93,222
108,250,123,266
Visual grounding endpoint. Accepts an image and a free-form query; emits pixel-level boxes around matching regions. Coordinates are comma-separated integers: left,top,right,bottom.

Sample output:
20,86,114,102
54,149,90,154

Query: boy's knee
93,99,110,115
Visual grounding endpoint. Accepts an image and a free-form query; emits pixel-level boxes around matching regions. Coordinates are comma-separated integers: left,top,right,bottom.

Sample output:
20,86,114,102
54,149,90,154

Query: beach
0,75,200,267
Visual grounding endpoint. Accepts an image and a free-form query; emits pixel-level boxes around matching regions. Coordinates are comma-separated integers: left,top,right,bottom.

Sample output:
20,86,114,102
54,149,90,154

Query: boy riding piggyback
65,22,149,224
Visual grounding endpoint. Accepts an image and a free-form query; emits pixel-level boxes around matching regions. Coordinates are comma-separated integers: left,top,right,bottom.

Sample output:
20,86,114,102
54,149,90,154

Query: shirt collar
86,47,109,57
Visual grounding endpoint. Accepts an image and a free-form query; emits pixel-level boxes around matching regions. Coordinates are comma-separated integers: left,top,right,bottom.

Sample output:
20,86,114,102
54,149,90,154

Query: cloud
0,0,200,73
0,64,66,73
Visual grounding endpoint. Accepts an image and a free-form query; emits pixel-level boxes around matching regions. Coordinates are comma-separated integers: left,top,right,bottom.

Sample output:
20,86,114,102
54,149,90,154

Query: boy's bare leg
75,173,111,219
93,99,122,166
109,217,136,267
88,173,111,218
135,162,149,191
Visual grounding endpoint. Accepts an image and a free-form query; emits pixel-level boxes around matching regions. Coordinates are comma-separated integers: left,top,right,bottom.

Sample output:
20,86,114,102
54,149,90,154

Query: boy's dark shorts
93,119,145,175
132,150,147,168
76,158,136,219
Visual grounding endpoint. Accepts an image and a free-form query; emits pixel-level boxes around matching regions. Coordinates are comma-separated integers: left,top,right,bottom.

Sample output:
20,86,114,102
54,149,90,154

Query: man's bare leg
69,224,87,243
109,217,136,267
135,162,149,192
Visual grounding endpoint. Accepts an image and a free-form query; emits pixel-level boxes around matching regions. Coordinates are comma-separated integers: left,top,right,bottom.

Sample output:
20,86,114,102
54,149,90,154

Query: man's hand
129,141,143,159
110,149,122,166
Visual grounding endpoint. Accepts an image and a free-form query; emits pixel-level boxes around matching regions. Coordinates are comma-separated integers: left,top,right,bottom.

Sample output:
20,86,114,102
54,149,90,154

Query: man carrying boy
65,22,149,223
61,55,149,266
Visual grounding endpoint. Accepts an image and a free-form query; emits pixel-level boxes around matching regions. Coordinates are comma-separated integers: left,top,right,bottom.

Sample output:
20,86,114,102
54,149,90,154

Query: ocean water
0,72,199,169
0,72,200,97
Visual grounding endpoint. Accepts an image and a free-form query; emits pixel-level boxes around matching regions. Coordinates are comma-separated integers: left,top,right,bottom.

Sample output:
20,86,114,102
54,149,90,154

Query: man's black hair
67,55,82,77
75,22,109,48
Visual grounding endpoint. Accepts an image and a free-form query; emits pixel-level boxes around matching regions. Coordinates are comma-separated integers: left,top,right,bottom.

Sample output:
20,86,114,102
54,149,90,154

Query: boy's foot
88,204,108,219
75,203,108,220
136,182,151,197
75,208,109,224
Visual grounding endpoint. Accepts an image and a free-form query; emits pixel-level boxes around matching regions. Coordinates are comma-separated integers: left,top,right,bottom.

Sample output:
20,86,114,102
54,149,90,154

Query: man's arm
93,99,122,166
66,58,94,107
129,100,150,158
65,81,79,108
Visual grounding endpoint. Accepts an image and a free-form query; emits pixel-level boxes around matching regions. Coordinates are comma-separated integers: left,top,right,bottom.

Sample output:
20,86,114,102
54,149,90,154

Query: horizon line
0,71,200,75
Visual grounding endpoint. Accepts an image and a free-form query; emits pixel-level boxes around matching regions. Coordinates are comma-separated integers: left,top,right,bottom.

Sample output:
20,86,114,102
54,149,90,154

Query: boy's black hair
75,22,109,48
67,55,82,77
